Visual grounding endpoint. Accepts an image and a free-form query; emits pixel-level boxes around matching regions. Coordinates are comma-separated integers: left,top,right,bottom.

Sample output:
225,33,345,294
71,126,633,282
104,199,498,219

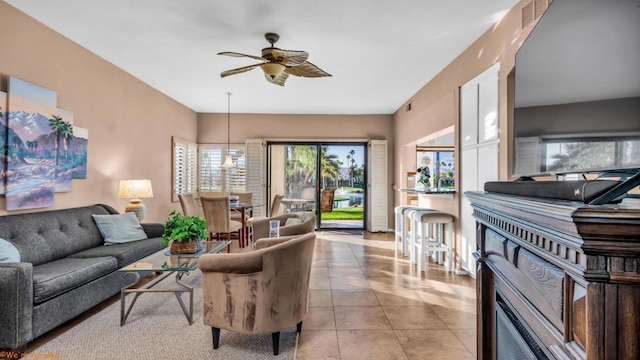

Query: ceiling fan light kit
260,63,286,78
218,32,331,86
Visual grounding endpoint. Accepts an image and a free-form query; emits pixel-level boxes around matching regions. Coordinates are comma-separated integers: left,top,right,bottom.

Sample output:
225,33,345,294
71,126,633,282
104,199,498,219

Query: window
542,136,640,173
199,144,246,193
172,136,197,202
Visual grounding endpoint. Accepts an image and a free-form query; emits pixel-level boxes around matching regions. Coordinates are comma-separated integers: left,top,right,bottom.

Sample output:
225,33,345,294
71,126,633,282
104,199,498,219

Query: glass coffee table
118,240,231,326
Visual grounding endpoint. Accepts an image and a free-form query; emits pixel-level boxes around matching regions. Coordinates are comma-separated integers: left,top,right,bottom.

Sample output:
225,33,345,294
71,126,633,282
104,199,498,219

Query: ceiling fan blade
285,61,332,78
265,72,289,86
217,51,266,61
270,49,309,66
220,63,264,78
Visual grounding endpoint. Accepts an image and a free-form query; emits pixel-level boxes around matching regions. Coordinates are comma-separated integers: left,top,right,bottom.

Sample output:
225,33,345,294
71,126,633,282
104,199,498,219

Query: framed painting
6,77,57,210
0,91,7,195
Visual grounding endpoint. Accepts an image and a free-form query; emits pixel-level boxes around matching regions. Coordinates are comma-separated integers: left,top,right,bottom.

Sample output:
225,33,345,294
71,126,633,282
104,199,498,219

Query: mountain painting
0,91,7,195
71,126,88,179
6,78,58,210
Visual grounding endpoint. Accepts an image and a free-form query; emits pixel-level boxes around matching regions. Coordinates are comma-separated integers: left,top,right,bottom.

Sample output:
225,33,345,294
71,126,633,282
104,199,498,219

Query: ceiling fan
218,32,332,86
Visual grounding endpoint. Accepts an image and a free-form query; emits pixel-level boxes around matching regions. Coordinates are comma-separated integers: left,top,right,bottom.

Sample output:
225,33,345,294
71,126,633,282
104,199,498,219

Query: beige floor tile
367,275,424,291
431,304,476,329
327,258,361,267
296,330,340,360
328,266,365,278
329,276,371,290
305,307,336,330
332,290,380,307
452,329,477,358
310,274,331,290
334,306,391,330
383,306,448,330
337,330,408,360
395,329,475,360
374,289,426,307
310,289,333,307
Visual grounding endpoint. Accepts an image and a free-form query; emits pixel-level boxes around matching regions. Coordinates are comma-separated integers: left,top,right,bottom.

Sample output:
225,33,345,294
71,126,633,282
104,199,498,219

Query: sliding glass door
267,142,366,230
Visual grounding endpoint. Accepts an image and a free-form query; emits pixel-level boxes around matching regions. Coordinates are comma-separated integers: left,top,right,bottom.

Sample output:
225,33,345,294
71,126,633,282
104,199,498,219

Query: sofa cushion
68,237,166,268
0,238,20,262
32,257,118,304
0,205,113,266
92,213,148,245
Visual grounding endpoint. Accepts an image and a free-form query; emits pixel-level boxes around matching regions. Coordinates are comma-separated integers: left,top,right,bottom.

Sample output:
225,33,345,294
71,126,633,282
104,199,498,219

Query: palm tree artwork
3,78,89,210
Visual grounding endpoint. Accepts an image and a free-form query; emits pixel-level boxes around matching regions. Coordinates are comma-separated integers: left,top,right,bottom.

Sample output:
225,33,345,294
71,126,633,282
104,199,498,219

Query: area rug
35,272,298,359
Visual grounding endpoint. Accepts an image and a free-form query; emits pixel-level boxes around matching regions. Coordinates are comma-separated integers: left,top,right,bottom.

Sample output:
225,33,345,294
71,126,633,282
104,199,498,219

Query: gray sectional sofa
0,204,166,349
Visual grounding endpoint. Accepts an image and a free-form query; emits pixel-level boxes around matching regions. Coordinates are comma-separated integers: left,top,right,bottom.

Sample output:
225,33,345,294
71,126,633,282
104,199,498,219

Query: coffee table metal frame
119,240,232,326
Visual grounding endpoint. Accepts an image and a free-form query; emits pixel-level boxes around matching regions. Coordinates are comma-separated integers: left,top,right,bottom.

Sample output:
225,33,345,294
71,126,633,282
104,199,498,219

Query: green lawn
321,206,364,220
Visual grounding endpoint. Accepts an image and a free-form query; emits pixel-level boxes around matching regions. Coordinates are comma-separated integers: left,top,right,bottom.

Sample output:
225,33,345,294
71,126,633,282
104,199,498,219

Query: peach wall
198,113,395,226
0,2,197,222
392,0,546,268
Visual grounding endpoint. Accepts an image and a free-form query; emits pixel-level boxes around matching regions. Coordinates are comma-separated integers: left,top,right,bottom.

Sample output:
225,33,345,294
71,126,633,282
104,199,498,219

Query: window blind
172,136,198,202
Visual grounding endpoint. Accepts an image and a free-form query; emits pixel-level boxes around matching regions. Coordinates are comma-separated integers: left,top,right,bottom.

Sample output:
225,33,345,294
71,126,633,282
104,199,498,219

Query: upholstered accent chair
251,212,316,240
198,232,316,355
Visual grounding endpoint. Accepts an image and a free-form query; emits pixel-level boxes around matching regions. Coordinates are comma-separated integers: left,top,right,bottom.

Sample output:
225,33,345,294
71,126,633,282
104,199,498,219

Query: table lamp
118,179,154,221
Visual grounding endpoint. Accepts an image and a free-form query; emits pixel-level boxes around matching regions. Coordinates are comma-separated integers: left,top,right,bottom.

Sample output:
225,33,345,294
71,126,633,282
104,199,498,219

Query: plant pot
170,239,198,254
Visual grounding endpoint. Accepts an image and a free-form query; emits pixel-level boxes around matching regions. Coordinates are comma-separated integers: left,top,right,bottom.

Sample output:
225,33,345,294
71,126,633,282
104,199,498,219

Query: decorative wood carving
467,191,640,359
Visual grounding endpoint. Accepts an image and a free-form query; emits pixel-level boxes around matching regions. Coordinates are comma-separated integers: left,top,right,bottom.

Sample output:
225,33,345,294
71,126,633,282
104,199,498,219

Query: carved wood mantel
467,191,640,360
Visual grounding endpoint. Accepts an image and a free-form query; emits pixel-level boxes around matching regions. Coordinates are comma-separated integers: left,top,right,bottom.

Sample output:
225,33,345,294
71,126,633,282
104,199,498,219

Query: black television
513,0,640,178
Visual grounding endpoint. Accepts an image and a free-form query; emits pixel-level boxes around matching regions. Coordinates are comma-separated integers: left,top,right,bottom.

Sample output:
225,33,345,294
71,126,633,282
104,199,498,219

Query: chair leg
272,331,280,355
212,327,220,349
297,320,303,333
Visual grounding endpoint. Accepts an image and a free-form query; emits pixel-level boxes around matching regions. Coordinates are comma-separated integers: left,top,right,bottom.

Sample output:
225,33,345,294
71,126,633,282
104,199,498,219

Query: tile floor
24,230,476,359
296,230,477,360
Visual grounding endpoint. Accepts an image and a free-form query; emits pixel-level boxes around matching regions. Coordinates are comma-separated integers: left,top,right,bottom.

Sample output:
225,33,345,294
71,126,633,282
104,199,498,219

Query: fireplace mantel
467,191,640,359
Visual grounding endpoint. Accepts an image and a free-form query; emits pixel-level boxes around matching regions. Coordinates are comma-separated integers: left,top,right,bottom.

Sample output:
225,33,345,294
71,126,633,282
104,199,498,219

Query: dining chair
320,189,335,213
200,196,243,248
178,193,199,217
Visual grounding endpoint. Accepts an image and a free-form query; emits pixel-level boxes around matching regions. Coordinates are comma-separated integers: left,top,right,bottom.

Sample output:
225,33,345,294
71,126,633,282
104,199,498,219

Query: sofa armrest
141,223,164,238
251,214,294,240
253,235,298,250
198,251,264,274
0,263,34,349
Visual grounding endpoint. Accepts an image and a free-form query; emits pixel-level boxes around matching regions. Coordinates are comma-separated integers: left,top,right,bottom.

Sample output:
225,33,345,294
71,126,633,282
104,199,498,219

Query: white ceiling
5,0,518,114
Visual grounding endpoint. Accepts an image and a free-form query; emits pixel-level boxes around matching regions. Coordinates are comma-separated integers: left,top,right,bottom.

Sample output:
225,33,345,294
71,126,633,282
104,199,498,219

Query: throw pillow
285,217,301,226
92,212,148,245
0,238,21,262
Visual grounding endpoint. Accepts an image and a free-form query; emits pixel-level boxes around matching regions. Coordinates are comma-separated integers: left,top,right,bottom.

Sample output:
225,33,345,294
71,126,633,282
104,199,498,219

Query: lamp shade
222,154,235,168
118,179,154,199
260,63,286,78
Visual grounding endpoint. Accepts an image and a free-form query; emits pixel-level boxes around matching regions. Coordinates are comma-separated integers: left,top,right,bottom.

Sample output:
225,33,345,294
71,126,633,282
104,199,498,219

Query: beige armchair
198,232,316,355
251,212,316,240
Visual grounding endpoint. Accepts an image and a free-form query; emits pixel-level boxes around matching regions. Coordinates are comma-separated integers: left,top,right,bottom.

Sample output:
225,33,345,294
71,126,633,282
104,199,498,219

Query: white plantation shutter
198,144,246,193
367,139,388,232
199,145,224,192
245,139,266,216
227,145,246,192
172,136,198,202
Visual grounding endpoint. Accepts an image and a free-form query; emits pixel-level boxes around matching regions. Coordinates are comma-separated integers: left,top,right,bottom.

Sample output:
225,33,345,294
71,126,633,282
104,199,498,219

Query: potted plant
162,210,208,254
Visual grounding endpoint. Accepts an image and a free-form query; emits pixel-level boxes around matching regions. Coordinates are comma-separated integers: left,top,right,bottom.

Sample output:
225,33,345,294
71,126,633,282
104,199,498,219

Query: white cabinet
459,63,500,274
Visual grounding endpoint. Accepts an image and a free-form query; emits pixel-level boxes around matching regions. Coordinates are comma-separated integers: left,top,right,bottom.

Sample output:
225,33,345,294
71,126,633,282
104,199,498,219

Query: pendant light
222,92,235,168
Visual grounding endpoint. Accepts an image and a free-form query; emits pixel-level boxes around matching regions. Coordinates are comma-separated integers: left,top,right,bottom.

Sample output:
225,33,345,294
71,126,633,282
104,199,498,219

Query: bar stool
394,205,431,256
409,210,454,272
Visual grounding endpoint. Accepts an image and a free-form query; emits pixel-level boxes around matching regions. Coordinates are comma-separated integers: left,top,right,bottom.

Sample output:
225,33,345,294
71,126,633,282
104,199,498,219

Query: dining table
230,202,263,247
280,198,315,212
